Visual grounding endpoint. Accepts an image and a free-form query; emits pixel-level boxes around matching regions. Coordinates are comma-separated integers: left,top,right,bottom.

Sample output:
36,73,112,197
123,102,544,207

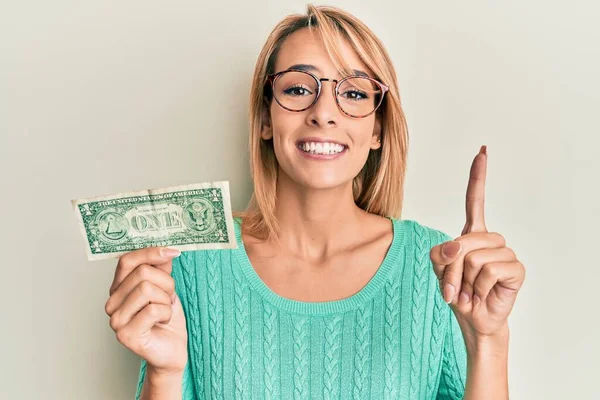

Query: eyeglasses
266,69,389,118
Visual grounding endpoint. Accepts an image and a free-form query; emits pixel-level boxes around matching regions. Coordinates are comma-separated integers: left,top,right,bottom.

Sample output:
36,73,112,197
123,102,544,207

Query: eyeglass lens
273,71,382,117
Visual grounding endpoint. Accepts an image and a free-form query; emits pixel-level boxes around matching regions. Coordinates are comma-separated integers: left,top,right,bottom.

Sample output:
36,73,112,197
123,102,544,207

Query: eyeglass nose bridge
313,77,340,104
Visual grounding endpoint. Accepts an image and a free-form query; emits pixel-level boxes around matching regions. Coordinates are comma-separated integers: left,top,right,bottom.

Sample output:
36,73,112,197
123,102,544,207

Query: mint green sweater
135,217,467,399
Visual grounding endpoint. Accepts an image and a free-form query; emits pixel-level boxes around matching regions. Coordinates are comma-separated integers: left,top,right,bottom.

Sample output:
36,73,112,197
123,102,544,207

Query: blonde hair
235,4,409,241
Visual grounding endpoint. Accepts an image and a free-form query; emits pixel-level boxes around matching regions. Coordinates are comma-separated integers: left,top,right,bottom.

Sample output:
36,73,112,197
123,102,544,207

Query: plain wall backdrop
2,0,598,399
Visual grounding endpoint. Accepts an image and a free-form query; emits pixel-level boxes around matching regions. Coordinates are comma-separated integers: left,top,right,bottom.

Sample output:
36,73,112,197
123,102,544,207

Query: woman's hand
105,247,188,375
430,146,526,341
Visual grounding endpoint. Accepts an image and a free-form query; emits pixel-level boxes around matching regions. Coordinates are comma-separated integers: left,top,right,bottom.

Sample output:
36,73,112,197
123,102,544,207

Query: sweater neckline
232,216,406,315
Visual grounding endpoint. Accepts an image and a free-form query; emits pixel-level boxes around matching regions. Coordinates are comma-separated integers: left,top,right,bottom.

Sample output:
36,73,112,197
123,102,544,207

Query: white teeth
299,141,346,155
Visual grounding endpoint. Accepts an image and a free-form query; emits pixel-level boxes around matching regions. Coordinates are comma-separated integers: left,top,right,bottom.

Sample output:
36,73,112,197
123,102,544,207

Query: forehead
275,27,371,77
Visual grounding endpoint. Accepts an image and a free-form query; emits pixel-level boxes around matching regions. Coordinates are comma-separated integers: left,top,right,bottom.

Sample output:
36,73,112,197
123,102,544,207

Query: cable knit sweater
135,217,467,399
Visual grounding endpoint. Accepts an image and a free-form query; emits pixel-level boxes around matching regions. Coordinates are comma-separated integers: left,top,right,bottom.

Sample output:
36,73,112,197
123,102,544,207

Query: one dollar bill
72,181,237,261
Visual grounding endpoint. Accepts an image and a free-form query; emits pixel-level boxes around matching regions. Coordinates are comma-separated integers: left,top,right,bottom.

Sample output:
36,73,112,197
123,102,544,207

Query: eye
340,90,368,101
283,85,313,97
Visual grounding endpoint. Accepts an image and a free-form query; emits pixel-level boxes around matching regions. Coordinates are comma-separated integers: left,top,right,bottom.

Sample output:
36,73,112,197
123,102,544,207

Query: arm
139,367,184,400
463,323,510,400
134,341,197,400
135,252,198,399
430,146,525,399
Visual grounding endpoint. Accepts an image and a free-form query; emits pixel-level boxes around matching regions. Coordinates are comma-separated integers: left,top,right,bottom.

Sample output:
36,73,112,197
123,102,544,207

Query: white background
1,0,598,398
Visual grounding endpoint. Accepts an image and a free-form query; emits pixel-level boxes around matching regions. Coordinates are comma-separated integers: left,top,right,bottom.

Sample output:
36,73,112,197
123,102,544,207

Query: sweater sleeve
134,253,197,399
435,231,468,400
436,303,468,399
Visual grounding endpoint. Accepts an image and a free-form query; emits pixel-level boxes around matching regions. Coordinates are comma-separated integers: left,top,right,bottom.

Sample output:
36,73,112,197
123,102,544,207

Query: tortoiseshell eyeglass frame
265,68,389,119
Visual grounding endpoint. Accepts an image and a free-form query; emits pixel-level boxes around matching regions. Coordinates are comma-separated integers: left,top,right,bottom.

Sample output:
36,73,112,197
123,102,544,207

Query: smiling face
261,27,383,190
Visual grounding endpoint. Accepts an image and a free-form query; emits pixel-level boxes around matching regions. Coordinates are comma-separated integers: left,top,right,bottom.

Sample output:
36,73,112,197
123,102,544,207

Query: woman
105,4,526,399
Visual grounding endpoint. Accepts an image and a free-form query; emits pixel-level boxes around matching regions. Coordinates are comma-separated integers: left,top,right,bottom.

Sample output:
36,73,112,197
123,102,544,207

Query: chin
278,161,355,191
295,174,350,190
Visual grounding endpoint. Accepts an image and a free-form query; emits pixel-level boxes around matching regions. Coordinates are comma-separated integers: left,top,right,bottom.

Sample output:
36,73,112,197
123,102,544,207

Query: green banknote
72,181,237,261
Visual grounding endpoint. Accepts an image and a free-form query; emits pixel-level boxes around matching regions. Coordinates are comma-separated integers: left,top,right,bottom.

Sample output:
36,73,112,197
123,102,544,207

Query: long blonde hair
235,4,409,241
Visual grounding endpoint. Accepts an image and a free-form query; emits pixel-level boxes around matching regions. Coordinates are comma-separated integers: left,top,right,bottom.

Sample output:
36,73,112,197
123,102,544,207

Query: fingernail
480,145,487,155
161,247,181,258
442,241,461,258
444,283,455,304
459,291,470,305
171,292,176,305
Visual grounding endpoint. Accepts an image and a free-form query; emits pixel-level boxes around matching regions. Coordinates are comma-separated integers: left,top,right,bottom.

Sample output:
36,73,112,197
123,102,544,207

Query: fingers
460,247,516,301
109,247,180,296
463,145,488,235
115,303,173,350
109,280,173,332
430,232,506,304
472,261,525,302
105,263,176,316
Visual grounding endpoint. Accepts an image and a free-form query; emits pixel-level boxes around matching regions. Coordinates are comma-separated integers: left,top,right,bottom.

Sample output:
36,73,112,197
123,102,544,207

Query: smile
296,141,347,155
295,141,347,161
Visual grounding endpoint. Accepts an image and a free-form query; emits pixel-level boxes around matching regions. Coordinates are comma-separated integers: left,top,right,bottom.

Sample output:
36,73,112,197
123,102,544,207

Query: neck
272,170,368,261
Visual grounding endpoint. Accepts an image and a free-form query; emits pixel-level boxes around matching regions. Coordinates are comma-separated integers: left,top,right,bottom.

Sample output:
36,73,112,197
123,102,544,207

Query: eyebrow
286,63,369,78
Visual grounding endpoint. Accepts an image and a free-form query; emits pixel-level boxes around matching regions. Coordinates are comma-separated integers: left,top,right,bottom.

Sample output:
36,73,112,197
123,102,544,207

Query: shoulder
170,241,236,310
393,217,454,245
171,218,243,280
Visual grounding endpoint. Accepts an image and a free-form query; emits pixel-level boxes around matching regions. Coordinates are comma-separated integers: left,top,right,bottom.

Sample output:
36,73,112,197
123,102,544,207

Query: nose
307,80,339,127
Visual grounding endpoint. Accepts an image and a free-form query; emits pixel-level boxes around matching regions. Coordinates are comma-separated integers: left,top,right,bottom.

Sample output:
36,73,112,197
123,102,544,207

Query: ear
370,112,382,150
261,96,273,140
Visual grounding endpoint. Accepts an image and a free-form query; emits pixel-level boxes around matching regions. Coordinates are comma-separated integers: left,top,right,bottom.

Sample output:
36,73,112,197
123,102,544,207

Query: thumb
430,240,462,281
442,240,462,260
431,240,462,265
153,259,173,276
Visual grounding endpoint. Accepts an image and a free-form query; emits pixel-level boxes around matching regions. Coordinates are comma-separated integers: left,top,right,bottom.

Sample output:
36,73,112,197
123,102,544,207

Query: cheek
348,125,378,151
270,112,303,149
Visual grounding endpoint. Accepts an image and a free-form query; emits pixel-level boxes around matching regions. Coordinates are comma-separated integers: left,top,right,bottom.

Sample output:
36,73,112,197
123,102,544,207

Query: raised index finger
462,145,488,235
109,246,180,295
